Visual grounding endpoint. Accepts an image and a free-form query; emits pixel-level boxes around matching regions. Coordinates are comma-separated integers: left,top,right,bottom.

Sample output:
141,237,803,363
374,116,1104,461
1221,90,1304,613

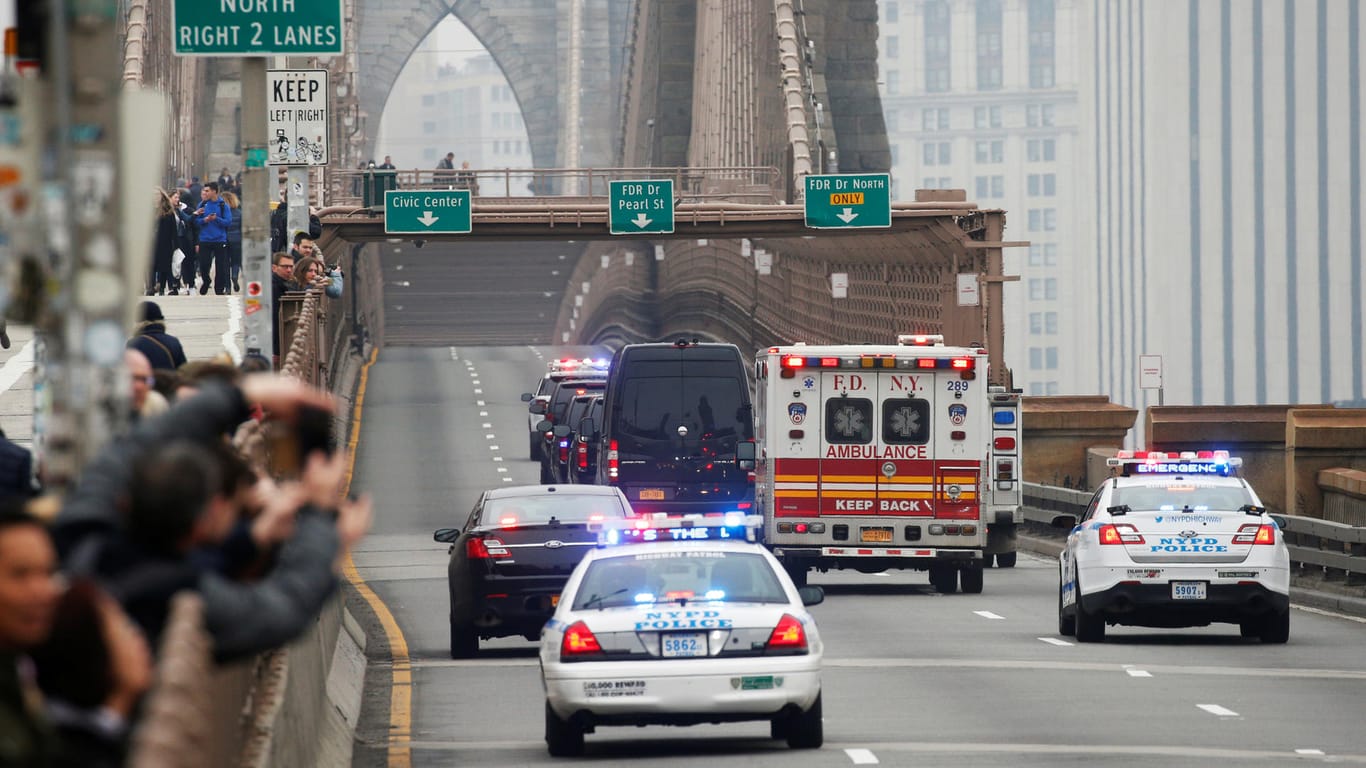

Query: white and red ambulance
752,335,1021,593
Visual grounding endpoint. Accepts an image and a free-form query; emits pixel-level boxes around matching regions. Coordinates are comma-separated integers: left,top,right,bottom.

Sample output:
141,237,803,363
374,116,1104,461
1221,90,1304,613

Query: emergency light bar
1107,450,1242,477
780,354,975,371
589,513,764,546
897,334,945,346
548,357,610,373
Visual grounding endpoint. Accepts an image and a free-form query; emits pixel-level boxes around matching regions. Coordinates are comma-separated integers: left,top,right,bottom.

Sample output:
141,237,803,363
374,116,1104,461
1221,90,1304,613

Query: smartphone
296,405,335,461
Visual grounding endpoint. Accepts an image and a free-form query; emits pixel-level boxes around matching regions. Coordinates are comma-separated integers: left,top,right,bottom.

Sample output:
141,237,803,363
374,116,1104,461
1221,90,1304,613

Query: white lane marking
222,296,243,364
974,611,1005,620
476,401,485,406
1126,669,1152,678
485,434,496,439
482,423,493,428
1038,637,1073,647
502,477,513,482
474,388,483,394
1295,604,1366,624
1295,749,1325,756
1198,704,1239,717
844,748,879,764
0,340,36,394
489,445,499,451
492,457,503,462
496,467,508,473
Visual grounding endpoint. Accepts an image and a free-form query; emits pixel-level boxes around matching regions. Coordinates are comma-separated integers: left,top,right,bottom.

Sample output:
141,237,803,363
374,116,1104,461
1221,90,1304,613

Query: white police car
538,514,825,757
1057,451,1290,643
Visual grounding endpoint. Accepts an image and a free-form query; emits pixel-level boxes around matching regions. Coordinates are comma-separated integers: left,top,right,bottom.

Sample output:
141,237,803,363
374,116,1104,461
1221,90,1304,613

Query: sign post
803,173,892,229
385,190,472,235
267,69,329,166
609,179,674,235
1139,354,1164,406
172,0,345,56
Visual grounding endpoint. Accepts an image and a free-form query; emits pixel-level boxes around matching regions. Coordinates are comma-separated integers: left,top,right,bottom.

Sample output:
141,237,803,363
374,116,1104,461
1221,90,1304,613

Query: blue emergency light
590,513,763,547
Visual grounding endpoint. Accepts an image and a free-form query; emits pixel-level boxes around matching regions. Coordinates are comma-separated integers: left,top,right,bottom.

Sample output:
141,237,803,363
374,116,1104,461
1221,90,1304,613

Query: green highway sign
804,173,892,229
173,0,344,56
384,190,471,235
609,180,674,235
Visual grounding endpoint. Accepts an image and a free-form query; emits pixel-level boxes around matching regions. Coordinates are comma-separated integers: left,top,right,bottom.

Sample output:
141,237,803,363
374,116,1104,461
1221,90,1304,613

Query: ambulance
752,335,1022,594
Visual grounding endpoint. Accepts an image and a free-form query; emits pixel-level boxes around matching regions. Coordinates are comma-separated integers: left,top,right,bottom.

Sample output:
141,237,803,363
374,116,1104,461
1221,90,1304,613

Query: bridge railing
1020,482,1366,588
325,166,784,206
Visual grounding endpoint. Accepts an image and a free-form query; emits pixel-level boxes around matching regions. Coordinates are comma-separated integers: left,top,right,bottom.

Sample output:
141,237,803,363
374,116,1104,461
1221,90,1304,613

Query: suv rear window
617,361,751,441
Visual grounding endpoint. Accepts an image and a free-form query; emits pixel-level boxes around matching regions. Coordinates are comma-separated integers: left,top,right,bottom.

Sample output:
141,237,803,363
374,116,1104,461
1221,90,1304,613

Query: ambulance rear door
872,368,936,518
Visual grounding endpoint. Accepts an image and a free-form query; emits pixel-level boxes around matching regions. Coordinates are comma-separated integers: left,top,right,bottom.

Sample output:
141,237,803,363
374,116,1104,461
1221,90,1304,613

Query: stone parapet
1021,396,1138,490
1287,409,1366,519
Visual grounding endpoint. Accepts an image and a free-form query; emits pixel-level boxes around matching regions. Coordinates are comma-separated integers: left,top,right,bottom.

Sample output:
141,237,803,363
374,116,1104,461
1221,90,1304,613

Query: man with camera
193,182,233,295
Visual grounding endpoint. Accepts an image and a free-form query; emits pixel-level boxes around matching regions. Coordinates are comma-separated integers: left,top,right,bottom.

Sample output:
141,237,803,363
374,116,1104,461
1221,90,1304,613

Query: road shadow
814,582,938,597
582,734,794,760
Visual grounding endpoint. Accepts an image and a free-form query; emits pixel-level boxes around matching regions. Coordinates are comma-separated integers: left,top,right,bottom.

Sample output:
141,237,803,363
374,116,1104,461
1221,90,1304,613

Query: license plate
661,632,707,658
639,488,665,501
861,527,893,543
1171,581,1207,600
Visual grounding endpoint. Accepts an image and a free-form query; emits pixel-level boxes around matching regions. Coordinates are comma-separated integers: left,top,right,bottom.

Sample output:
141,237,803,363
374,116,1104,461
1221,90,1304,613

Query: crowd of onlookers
0,171,371,766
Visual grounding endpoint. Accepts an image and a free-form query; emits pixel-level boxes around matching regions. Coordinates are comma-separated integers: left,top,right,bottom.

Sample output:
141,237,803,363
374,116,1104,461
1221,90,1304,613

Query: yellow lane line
340,348,413,768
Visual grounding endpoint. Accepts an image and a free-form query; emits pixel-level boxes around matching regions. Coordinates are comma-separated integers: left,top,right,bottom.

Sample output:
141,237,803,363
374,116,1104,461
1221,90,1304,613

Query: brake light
1233,523,1277,545
576,442,589,470
767,614,807,650
1098,524,1144,545
993,436,1016,451
561,621,602,657
995,460,1014,481
466,536,511,559
607,440,619,481
951,357,974,370
782,355,804,369
498,515,518,528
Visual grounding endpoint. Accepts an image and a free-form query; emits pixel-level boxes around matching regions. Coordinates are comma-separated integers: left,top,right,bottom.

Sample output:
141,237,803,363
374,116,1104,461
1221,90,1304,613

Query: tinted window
549,380,604,422
481,493,628,525
572,551,786,609
883,398,931,445
617,361,750,441
1109,484,1255,512
826,398,873,444
565,396,595,431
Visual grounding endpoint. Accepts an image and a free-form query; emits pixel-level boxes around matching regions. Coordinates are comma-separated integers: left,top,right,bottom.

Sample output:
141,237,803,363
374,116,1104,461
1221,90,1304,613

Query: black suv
537,379,606,483
595,340,756,514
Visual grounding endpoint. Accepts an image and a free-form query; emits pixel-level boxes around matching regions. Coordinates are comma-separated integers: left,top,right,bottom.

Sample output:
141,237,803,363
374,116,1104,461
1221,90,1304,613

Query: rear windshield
565,397,596,429
551,381,604,421
616,361,752,441
481,493,628,526
1110,484,1256,512
572,551,786,609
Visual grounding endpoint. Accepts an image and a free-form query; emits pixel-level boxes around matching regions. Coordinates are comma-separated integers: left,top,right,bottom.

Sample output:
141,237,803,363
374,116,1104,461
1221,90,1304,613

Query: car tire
785,693,823,749
982,552,995,568
1238,620,1259,638
1259,609,1290,644
960,566,984,594
995,551,1018,568
450,619,478,659
539,460,554,485
783,562,809,588
528,434,540,461
929,565,957,594
1057,575,1076,637
545,701,585,757
769,715,790,740
1074,597,1105,643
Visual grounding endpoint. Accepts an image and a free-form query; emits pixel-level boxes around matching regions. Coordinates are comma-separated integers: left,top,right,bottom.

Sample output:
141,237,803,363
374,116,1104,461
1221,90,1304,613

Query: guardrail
1021,482,1366,587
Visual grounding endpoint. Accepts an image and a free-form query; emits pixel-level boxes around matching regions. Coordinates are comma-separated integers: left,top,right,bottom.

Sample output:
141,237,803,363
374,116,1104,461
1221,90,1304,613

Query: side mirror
536,419,553,433
797,585,824,607
1269,514,1289,530
736,440,756,471
1051,514,1078,530
433,527,460,543
529,400,547,415
553,424,572,438
520,392,533,402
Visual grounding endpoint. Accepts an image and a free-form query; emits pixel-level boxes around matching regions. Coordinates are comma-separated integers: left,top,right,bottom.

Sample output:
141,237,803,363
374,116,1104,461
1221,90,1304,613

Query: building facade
1082,0,1364,411
876,0,1082,397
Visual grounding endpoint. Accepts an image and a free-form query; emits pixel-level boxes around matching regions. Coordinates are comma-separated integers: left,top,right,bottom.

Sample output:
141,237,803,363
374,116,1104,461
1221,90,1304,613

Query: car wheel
960,565,984,594
1073,575,1105,643
995,551,1018,568
783,562,808,588
1259,609,1290,644
929,565,957,594
450,619,478,659
545,701,585,757
528,434,540,461
785,692,823,749
1238,620,1259,638
769,715,790,740
1057,575,1076,637
982,552,995,568
539,460,554,485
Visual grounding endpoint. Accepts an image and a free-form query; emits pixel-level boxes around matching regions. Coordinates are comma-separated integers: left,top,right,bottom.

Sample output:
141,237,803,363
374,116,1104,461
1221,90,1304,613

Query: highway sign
609,180,674,235
173,0,344,56
384,190,471,234
804,173,892,229
268,70,328,166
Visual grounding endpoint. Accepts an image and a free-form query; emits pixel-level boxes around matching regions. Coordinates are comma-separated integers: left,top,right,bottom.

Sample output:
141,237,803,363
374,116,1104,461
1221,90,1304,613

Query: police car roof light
897,334,945,347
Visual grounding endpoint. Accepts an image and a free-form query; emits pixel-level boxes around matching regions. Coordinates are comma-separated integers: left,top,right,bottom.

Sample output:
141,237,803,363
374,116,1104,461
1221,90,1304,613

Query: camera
267,405,335,476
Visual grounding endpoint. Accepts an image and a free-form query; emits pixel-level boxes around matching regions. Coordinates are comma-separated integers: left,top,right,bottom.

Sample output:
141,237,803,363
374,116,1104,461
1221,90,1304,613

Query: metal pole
241,59,275,369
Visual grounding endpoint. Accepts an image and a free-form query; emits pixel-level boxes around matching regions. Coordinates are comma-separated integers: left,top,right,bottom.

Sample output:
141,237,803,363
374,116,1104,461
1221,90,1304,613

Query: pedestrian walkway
0,294,245,449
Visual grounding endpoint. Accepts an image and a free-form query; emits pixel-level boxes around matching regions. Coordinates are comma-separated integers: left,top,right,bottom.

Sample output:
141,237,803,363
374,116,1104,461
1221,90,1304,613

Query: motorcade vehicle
538,379,606,483
522,358,610,460
596,340,756,515
539,513,825,756
567,395,604,485
432,484,635,658
1056,450,1290,643
752,335,1021,591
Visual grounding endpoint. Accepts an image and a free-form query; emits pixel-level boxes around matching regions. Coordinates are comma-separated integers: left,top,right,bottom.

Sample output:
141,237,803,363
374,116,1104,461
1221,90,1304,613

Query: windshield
616,363,752,441
1110,484,1255,512
481,493,628,526
572,551,786,609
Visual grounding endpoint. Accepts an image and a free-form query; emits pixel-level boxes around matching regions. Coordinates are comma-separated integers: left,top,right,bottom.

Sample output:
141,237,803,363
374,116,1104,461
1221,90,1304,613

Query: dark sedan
433,484,635,658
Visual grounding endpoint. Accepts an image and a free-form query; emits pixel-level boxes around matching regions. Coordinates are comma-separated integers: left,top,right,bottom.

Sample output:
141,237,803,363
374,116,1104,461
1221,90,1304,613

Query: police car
538,514,825,757
1057,451,1290,643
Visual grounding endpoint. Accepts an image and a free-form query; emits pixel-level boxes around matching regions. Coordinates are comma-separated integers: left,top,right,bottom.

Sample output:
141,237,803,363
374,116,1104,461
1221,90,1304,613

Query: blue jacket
195,198,232,243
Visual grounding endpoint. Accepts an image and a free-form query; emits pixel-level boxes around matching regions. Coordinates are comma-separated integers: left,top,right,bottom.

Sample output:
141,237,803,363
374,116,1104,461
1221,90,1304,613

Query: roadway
346,242,1366,766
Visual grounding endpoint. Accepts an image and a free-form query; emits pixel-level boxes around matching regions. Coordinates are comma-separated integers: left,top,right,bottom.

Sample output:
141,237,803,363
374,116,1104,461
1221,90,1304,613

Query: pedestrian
0,428,35,499
149,190,180,296
436,152,455,185
172,192,198,294
455,161,478,195
187,176,202,203
221,190,243,292
216,167,234,192
123,349,161,423
378,155,396,170
127,301,188,372
270,251,295,362
193,181,232,295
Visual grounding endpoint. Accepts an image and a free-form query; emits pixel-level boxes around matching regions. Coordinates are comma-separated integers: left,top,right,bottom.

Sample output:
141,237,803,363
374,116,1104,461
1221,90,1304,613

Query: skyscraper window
924,1,951,93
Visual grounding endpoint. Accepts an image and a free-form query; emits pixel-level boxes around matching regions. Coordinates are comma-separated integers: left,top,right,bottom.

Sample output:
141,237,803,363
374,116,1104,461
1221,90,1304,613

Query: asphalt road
346,340,1366,767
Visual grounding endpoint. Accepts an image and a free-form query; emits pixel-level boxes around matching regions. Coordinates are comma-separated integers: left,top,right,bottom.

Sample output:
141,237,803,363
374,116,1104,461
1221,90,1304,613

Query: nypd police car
1057,451,1290,644
538,514,825,757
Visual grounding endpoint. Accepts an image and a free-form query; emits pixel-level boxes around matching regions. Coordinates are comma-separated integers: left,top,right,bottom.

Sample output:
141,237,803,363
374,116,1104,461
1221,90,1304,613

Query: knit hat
140,301,164,322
